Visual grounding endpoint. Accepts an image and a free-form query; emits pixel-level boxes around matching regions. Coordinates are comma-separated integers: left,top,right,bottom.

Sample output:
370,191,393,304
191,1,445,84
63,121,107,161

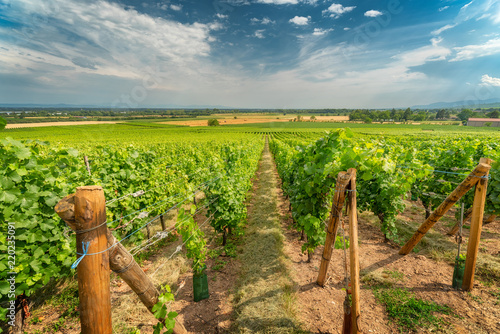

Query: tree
486,110,500,118
436,109,450,119
457,109,474,122
0,116,6,130
310,115,316,121
208,119,219,126
403,107,412,121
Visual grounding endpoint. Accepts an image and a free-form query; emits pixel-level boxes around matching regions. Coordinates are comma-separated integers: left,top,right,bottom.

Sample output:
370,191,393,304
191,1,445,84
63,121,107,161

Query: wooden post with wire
56,190,188,334
317,171,352,287
347,169,361,333
462,158,492,291
56,186,112,334
399,160,491,255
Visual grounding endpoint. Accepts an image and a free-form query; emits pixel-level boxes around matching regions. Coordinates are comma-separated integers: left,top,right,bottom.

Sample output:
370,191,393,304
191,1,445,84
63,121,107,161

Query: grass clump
373,287,453,332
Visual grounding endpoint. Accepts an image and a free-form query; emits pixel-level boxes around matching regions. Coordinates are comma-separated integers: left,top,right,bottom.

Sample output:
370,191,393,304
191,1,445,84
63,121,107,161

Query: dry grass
233,141,305,333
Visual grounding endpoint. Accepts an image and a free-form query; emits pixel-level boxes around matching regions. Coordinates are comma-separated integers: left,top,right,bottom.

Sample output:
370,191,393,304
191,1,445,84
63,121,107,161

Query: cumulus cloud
451,38,500,61
170,4,182,11
289,16,311,25
323,3,356,19
481,74,500,86
364,10,383,18
216,13,228,19
431,23,457,35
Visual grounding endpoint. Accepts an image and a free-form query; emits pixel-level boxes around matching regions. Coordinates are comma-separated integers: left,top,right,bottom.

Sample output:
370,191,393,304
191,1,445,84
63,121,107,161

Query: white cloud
481,74,500,86
323,3,356,19
431,23,457,35
343,27,350,31
170,4,182,11
289,16,311,25
312,28,333,36
251,17,275,24
461,1,474,10
216,13,228,19
256,0,298,4
439,6,449,12
254,29,265,39
451,38,500,61
0,0,217,82
364,10,383,18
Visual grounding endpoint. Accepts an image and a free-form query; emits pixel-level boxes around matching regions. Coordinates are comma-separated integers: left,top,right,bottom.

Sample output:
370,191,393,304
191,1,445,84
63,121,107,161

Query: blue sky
0,0,499,108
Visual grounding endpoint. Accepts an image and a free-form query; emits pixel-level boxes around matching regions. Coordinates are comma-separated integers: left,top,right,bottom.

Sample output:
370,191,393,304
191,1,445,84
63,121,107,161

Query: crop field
1,121,500,333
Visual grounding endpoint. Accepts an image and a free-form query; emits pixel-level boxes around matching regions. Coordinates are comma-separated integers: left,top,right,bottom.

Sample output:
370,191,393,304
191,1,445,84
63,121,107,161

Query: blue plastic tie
72,241,91,269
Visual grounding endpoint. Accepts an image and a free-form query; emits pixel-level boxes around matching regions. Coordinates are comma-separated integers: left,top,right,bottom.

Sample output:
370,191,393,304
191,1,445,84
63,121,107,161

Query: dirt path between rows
233,138,303,333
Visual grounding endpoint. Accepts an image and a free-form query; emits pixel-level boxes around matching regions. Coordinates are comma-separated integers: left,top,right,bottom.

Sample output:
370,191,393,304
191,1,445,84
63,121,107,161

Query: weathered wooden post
462,158,492,291
56,192,188,334
399,161,491,255
347,169,361,334
57,186,112,334
317,171,352,286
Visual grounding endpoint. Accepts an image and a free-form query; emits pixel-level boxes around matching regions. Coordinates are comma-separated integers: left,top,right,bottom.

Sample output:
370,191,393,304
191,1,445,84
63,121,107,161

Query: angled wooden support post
347,169,361,334
483,214,497,226
317,171,352,286
56,186,112,334
462,158,492,291
447,207,472,236
399,160,491,255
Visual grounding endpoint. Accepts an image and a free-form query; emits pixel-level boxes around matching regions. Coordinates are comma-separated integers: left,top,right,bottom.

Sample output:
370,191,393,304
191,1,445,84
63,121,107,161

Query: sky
0,0,500,109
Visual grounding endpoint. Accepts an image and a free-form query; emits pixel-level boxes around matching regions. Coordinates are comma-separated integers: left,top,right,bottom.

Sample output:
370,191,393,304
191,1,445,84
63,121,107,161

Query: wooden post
399,161,491,255
348,169,361,334
447,207,472,236
65,186,112,334
160,214,166,231
56,193,187,334
317,171,352,286
462,158,492,291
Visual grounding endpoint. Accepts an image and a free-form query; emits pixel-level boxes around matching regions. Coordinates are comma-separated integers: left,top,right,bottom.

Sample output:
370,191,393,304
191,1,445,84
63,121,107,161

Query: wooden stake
462,158,492,291
317,171,352,286
348,169,361,334
56,193,187,334
74,186,112,334
399,161,491,255
447,207,472,236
